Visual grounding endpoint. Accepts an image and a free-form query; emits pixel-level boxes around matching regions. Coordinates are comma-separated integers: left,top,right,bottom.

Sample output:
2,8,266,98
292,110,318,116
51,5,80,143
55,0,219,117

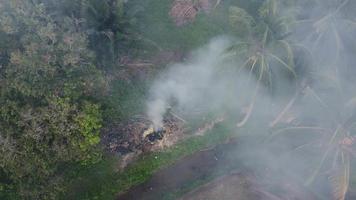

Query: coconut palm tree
224,0,299,127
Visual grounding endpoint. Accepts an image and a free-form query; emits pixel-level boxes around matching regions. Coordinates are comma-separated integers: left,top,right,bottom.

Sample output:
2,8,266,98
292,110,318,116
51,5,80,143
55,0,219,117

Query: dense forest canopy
1,0,356,200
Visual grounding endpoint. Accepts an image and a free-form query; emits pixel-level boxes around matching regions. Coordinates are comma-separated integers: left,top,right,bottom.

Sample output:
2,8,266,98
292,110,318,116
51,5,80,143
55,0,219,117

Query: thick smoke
146,38,225,128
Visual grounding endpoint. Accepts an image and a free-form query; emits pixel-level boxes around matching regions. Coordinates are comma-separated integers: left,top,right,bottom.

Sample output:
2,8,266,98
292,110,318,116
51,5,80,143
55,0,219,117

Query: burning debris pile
101,115,184,156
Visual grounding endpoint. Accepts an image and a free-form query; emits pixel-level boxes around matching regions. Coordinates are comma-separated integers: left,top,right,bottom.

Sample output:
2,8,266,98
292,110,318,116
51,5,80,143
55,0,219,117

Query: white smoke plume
146,37,237,128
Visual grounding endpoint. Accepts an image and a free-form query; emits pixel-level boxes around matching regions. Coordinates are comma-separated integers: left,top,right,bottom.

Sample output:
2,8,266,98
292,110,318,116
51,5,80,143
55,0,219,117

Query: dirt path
117,139,242,200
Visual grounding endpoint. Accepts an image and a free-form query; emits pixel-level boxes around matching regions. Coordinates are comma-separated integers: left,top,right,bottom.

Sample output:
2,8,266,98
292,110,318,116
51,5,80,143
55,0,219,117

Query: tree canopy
0,1,106,198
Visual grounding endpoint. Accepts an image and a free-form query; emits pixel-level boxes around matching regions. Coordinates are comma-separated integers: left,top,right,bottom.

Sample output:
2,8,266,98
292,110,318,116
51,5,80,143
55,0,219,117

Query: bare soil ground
180,171,318,200
179,172,269,200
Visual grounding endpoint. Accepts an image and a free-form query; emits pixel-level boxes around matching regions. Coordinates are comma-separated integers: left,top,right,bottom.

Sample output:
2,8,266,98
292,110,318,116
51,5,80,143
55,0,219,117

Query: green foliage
76,102,103,165
61,156,120,200
103,79,148,123
0,97,104,199
37,0,139,70
0,0,105,198
229,6,255,37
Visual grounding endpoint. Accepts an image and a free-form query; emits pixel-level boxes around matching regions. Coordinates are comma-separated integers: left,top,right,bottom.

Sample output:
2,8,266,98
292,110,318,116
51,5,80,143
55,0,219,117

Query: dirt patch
180,172,270,200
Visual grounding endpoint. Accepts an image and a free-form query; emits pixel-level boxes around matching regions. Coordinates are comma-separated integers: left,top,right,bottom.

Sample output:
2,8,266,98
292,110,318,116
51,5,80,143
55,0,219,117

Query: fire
143,127,155,138
143,126,166,139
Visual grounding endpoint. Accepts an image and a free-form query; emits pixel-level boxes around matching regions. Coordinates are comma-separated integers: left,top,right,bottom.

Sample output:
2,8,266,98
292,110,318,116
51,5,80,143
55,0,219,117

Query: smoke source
146,37,257,129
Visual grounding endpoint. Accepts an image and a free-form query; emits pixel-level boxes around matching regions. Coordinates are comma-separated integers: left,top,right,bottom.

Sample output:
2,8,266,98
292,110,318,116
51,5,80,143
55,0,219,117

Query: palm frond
237,57,254,74
265,58,273,89
259,0,278,18
330,152,350,200
262,26,269,48
223,42,251,56
267,53,296,77
277,40,294,67
305,126,341,186
247,56,258,82
229,6,255,37
305,87,329,108
331,24,342,63
237,57,265,127
269,91,298,127
342,19,356,30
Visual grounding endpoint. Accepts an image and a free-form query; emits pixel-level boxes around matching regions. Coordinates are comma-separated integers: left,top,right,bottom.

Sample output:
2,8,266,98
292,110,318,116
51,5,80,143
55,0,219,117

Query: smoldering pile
101,114,184,156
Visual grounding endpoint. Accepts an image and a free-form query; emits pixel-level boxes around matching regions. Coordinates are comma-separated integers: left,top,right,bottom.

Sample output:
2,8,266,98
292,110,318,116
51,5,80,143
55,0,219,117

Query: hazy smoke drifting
145,0,356,198
146,36,287,129
147,38,225,128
